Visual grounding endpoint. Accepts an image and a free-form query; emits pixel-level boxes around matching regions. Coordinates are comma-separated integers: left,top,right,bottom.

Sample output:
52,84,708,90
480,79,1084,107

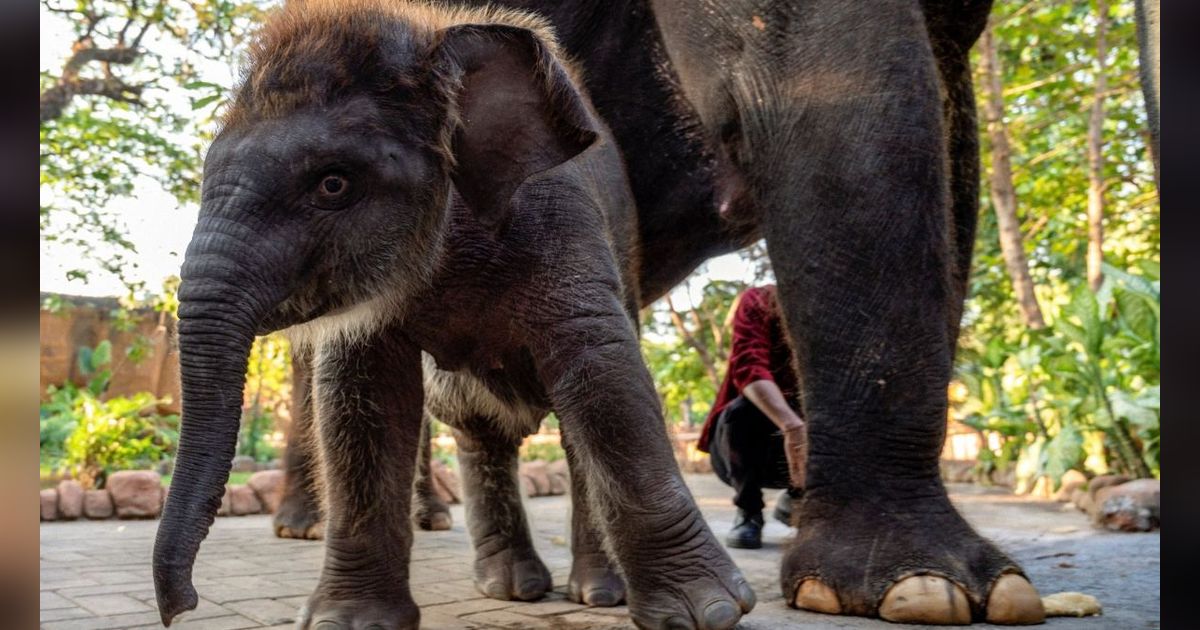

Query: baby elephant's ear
435,24,597,229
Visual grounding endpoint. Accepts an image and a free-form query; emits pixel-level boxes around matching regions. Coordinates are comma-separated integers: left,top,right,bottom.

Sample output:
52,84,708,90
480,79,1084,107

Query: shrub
62,392,179,488
39,340,179,488
956,260,1160,489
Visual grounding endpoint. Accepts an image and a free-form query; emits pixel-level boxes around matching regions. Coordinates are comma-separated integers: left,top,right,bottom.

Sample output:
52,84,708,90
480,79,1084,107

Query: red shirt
697,285,799,452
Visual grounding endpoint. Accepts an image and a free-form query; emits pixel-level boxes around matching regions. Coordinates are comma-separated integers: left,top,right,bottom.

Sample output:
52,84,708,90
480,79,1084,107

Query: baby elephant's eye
319,175,348,197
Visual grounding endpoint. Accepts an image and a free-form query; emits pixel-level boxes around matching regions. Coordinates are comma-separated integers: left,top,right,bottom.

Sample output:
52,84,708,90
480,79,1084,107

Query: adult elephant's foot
474,543,553,601
623,519,756,630
273,492,324,540
567,551,626,607
297,590,419,630
781,495,1045,625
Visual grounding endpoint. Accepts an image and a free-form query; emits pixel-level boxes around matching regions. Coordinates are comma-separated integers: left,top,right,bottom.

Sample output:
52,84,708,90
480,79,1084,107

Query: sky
41,10,210,299
39,7,763,307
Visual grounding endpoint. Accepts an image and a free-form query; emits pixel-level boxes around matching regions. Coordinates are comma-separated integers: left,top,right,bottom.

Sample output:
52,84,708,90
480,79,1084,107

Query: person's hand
781,422,807,489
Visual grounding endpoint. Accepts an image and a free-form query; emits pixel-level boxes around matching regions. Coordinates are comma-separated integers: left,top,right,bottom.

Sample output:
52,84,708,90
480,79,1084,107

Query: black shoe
725,510,764,549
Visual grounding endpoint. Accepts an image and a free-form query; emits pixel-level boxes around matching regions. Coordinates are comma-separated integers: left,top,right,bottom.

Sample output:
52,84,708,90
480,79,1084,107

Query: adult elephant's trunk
153,224,278,626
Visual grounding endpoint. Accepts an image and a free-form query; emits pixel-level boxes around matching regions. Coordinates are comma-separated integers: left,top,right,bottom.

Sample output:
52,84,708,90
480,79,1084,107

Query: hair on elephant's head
152,1,597,624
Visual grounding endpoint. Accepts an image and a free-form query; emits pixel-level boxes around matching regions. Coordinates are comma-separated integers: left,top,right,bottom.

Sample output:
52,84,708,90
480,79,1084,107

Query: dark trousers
708,396,802,514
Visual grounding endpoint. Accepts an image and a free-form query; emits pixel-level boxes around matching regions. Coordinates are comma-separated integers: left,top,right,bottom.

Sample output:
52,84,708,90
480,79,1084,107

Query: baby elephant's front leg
538,311,756,630
297,330,424,630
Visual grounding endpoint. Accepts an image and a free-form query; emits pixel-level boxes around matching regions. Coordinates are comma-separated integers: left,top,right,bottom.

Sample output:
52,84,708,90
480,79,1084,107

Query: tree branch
664,294,722,390
41,77,145,122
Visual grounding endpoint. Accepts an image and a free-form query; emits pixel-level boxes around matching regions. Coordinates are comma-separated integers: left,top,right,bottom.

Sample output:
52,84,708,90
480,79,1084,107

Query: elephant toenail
703,600,739,629
737,581,757,610
664,616,692,630
793,579,841,614
313,621,341,630
517,580,544,600
986,574,1045,624
879,575,970,624
586,588,619,606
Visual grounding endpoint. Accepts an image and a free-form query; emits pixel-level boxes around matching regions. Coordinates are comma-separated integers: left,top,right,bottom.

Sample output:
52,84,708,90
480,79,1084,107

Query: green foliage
956,0,1158,487
40,341,178,488
520,441,565,463
237,408,279,462
40,0,266,298
63,392,180,489
238,334,292,462
642,279,745,427
957,260,1160,486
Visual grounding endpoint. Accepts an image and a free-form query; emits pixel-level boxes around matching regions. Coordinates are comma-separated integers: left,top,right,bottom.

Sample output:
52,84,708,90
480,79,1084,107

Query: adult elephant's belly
421,352,548,439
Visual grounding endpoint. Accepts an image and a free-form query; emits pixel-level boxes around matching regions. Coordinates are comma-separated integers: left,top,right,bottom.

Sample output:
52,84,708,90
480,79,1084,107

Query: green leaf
1059,284,1102,357
1111,390,1158,428
1041,424,1083,485
1136,260,1161,281
76,346,94,376
1102,262,1159,302
1095,276,1116,319
1114,287,1157,342
191,94,221,110
92,340,113,368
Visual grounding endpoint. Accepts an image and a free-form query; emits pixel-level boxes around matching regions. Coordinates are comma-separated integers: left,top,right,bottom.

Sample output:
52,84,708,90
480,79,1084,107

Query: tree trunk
1134,0,1160,189
664,294,722,390
1087,0,1110,292
978,24,1046,329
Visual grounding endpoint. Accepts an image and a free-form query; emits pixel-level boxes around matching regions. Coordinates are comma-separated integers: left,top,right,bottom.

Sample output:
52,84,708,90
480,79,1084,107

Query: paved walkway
41,475,1159,629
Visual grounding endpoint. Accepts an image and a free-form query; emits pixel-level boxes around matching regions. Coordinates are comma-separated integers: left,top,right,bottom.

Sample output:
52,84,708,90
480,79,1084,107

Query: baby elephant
152,2,754,629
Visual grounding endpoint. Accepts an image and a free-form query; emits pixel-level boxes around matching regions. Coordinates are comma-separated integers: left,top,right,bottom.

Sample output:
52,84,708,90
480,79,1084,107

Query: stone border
40,469,288,522
517,460,568,498
39,460,575,522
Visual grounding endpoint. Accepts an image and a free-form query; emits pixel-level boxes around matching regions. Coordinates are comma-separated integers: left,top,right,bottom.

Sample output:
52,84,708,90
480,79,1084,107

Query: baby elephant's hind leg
455,423,553,601
563,433,626,607
274,348,325,540
413,411,453,531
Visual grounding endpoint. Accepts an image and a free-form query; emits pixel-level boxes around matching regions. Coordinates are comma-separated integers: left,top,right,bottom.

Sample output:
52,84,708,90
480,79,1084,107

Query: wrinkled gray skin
427,0,1035,624
272,349,451,539
152,11,754,630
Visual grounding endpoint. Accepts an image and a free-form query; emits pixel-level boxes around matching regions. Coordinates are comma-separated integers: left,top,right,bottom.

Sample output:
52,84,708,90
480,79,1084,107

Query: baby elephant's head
154,2,595,625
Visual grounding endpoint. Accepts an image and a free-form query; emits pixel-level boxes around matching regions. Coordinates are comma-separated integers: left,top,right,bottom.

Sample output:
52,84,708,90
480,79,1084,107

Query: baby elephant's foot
474,546,553,601
567,552,626,607
412,497,452,532
273,495,324,540
623,517,755,629
297,597,419,630
783,496,1045,625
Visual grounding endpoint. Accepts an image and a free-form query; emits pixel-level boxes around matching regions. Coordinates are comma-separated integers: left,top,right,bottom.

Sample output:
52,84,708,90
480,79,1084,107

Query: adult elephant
269,0,1043,624
470,0,1044,624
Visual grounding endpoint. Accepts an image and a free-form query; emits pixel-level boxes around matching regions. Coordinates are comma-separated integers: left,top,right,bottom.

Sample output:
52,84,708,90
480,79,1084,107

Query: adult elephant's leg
297,330,423,629
273,346,324,540
454,422,552,601
562,432,626,607
535,306,754,630
758,3,1042,625
412,411,452,531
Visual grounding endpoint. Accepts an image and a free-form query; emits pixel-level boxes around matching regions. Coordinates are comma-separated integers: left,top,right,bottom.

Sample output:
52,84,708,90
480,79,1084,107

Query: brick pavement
41,474,1159,629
